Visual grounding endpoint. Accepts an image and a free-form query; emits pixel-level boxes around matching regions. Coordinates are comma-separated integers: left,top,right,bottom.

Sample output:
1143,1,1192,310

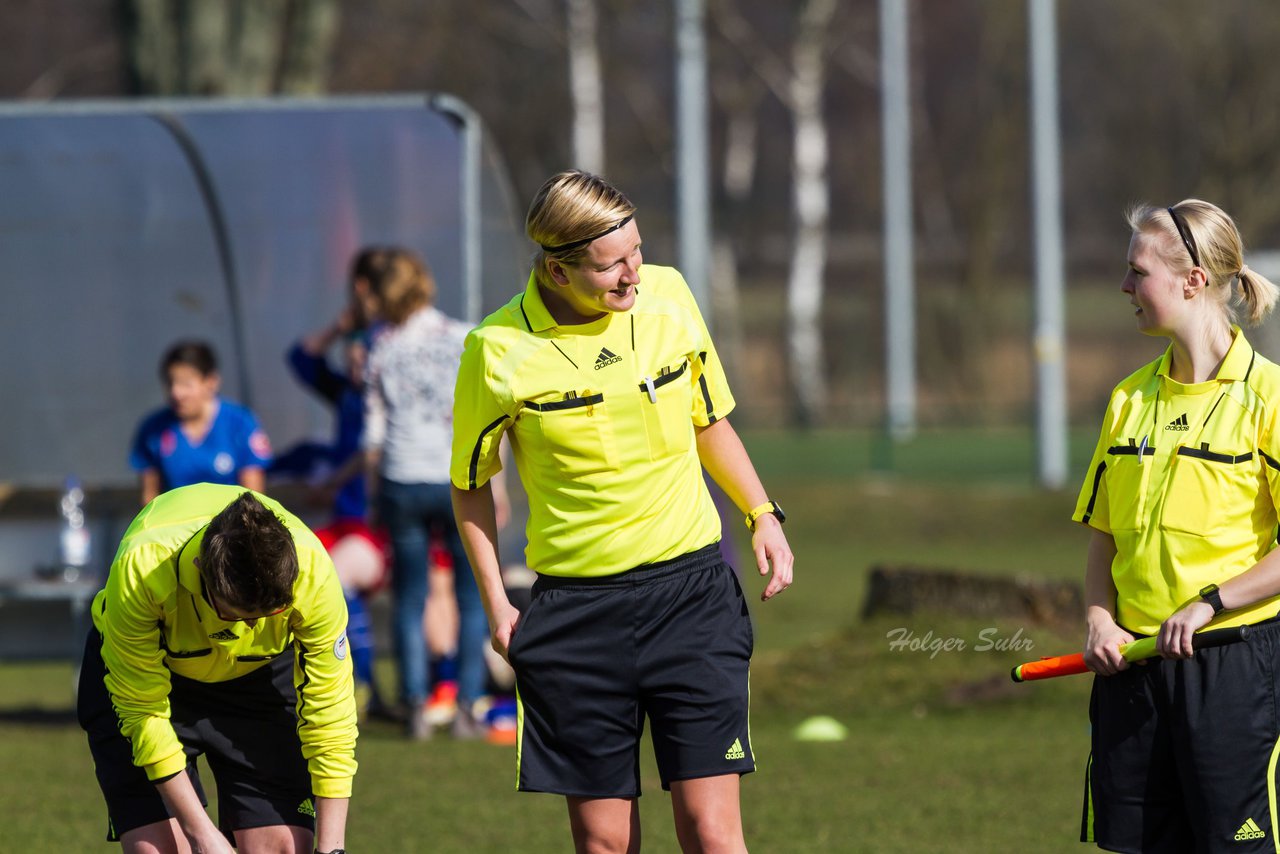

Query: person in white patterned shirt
363,248,499,739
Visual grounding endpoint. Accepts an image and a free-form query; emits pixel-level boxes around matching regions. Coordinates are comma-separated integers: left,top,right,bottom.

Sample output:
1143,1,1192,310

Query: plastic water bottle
58,475,90,582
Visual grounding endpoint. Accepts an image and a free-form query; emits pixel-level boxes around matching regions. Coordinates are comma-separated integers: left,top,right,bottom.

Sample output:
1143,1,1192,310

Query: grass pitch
0,427,1097,852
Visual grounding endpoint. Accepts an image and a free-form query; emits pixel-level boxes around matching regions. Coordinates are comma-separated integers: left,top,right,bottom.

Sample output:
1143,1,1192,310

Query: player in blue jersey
130,340,272,506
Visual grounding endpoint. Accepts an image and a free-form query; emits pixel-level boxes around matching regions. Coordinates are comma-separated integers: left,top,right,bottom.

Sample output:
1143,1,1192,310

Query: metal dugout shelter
0,96,526,656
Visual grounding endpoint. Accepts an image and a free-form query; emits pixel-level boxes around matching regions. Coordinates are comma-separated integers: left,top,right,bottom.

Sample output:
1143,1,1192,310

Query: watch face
771,502,786,523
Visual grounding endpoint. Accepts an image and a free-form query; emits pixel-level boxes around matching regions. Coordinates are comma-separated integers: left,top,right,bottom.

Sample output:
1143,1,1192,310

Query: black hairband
538,214,634,254
1167,206,1202,269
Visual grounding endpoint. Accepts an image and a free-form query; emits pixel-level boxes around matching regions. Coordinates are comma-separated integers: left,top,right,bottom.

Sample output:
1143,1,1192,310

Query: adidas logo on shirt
1165,413,1190,431
1235,818,1266,841
594,348,622,370
724,738,746,760
208,629,238,641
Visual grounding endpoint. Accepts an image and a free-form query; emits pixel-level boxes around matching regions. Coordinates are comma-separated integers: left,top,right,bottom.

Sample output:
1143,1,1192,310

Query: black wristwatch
315,848,346,854
1199,583,1225,615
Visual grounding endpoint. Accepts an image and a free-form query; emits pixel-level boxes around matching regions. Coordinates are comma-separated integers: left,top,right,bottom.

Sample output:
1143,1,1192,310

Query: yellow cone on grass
793,715,848,742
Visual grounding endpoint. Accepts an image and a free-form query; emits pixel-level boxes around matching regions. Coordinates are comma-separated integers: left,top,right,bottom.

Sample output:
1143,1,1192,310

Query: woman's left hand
1157,601,1216,659
752,515,793,601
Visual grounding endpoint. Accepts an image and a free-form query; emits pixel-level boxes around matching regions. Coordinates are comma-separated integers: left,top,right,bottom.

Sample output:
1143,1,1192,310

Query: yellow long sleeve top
90,483,358,798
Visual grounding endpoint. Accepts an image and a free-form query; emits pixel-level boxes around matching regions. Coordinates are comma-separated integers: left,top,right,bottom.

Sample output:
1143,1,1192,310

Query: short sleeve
450,329,514,490
129,414,160,473
1072,400,1116,533
237,409,273,469
665,270,735,425
1260,398,1280,516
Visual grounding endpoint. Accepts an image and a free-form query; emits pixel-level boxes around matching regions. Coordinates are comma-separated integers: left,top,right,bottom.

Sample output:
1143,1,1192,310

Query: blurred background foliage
5,0,1280,430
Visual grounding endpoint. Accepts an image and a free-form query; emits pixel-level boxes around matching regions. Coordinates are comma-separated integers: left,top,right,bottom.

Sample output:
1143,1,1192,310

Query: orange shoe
424,680,458,727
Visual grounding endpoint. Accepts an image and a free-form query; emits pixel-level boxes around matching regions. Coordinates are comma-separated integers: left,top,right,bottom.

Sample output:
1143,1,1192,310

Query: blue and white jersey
129,399,272,492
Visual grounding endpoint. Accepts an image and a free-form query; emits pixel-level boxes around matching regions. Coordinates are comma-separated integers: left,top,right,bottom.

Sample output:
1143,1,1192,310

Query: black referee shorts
1082,617,1280,853
508,543,755,798
77,630,314,842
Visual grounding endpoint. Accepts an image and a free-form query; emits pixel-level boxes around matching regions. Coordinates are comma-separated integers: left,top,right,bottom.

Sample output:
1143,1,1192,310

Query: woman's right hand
186,825,236,854
1083,611,1135,676
490,600,522,664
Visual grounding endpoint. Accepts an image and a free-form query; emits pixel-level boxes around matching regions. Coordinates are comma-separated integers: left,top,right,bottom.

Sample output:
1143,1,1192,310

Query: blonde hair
371,249,436,325
1126,199,1279,327
526,170,636,287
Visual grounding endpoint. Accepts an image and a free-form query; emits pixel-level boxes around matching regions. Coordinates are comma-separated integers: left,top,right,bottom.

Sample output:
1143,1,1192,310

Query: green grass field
0,428,1101,852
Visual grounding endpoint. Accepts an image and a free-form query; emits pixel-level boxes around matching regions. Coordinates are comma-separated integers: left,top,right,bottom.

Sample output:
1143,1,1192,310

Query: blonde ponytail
1236,265,1279,327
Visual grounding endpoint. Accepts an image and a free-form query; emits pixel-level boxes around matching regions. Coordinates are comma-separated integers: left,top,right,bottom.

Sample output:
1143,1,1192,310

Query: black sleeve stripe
697,351,716,422
1262,449,1280,472
295,639,311,728
469,415,511,489
1081,460,1107,524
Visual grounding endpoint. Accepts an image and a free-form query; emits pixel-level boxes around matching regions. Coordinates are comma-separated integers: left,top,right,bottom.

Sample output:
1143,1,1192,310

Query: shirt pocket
1160,443,1257,536
1101,443,1152,531
638,359,694,461
524,392,618,476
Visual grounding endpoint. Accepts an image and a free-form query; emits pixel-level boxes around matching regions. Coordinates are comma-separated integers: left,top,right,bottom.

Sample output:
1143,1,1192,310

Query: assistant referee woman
1076,199,1280,852
450,170,793,853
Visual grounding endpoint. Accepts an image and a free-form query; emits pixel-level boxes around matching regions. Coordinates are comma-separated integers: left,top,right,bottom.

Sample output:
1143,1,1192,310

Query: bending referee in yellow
78,484,356,854
451,170,794,853
1077,199,1280,852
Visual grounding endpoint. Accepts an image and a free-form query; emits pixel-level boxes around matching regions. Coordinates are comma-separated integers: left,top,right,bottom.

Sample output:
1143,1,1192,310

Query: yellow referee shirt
91,484,357,798
450,265,734,577
1074,329,1280,635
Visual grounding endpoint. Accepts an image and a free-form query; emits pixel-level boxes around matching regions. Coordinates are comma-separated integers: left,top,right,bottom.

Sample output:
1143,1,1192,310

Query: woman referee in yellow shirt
451,170,793,853
1076,199,1280,852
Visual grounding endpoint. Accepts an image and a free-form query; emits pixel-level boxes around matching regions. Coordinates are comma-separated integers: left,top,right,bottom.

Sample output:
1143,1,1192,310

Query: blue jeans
379,478,489,709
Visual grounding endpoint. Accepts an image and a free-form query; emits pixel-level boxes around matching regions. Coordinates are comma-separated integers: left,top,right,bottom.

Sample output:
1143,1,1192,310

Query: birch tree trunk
225,0,289,95
124,0,179,94
787,0,836,426
279,0,341,95
567,0,605,174
122,0,338,96
710,83,762,391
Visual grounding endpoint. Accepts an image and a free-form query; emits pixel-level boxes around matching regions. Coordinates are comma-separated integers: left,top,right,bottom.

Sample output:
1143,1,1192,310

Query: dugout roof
0,96,525,490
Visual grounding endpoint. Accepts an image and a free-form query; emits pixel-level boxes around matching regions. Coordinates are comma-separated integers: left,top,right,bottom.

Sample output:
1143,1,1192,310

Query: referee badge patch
333,633,349,660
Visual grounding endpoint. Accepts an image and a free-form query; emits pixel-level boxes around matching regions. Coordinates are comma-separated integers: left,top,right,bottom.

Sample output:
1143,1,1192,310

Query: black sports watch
315,849,347,854
1199,583,1225,615
745,500,786,531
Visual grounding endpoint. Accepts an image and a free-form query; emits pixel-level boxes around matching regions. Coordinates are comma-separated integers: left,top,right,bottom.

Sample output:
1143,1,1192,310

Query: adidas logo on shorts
594,348,621,370
1235,818,1266,841
724,738,746,760
297,798,316,818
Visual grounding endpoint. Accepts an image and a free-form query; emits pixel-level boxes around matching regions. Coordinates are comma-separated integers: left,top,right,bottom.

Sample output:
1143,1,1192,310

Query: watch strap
745,500,780,531
1200,584,1225,615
